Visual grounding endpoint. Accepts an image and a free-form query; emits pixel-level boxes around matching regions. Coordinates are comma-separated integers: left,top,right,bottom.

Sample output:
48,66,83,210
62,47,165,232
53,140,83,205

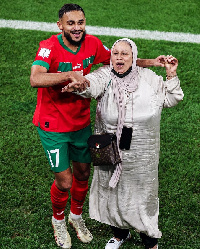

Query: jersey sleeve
80,65,110,99
32,39,54,71
93,37,111,65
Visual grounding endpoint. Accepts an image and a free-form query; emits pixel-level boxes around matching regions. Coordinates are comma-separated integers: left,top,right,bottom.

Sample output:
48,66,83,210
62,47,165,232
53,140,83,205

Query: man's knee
73,162,90,181
54,169,73,191
56,180,72,192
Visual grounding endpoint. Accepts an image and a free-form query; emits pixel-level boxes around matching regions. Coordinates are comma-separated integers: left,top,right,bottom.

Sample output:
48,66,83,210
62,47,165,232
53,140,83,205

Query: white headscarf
109,38,139,188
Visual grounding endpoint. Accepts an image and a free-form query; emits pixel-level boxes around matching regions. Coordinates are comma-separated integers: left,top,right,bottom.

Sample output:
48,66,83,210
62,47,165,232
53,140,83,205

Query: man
30,3,164,249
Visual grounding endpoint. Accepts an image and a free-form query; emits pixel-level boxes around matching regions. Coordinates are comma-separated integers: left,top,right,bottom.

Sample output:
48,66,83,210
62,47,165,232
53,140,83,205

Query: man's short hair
59,3,85,18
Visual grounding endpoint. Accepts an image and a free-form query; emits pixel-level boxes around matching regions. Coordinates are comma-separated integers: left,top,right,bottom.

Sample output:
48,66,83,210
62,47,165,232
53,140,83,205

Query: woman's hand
165,55,178,79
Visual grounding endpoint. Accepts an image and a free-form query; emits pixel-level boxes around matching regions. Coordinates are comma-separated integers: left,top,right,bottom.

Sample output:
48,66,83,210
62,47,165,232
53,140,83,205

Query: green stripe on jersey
32,60,50,70
58,62,73,72
83,56,95,69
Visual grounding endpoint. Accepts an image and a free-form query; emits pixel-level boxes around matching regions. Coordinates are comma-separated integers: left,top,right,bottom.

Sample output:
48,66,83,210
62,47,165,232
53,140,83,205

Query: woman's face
111,41,133,74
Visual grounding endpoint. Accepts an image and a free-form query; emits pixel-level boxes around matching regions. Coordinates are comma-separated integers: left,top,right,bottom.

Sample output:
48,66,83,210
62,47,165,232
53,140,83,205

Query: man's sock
51,180,69,220
70,211,82,220
70,175,88,215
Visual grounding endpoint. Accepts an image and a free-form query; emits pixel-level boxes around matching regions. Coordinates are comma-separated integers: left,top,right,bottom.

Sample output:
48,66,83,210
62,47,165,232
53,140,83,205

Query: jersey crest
38,48,51,58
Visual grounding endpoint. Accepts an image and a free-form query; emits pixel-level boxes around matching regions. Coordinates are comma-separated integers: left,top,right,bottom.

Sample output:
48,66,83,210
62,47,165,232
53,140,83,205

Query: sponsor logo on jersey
73,63,82,70
38,48,51,58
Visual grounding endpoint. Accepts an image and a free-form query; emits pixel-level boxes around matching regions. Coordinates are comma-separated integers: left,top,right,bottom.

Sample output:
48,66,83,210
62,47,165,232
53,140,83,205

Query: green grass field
0,0,199,248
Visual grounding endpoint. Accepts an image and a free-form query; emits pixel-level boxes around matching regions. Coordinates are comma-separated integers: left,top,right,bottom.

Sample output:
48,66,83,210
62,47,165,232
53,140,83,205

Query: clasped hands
62,71,90,93
156,55,178,77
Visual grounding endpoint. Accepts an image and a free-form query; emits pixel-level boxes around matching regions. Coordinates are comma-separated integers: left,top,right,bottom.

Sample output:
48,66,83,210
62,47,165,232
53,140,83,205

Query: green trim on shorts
37,125,92,172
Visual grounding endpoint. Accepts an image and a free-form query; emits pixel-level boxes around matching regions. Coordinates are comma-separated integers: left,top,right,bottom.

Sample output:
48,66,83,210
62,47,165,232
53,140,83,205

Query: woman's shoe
105,232,131,249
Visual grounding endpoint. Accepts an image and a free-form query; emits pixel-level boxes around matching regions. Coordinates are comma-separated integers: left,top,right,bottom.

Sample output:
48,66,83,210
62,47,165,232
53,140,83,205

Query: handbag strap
94,80,112,135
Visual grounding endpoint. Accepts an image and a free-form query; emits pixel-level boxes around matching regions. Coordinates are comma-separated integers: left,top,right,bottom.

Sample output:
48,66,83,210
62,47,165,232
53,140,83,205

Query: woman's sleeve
142,67,184,108
77,65,110,99
162,76,184,107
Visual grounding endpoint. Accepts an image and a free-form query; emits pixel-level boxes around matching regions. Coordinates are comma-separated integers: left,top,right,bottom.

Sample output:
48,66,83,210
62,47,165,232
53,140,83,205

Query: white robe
79,65,184,238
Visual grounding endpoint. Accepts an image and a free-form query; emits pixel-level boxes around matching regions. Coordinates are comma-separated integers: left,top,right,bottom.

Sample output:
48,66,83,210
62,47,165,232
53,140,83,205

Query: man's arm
136,55,166,68
30,65,88,88
30,65,72,88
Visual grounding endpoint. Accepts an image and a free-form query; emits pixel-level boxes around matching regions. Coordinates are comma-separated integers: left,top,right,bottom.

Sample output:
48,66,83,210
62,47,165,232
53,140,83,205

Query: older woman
63,38,184,249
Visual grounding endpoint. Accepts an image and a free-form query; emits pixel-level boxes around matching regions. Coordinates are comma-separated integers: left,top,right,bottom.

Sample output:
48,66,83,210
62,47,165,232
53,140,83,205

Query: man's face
58,10,86,46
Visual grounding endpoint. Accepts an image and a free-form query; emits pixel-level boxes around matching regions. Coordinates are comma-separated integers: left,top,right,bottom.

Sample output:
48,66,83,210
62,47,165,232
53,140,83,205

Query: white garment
80,65,184,238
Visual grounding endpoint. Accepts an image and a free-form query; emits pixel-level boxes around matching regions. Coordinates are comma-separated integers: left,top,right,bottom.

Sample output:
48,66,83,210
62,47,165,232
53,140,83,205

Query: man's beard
64,30,86,47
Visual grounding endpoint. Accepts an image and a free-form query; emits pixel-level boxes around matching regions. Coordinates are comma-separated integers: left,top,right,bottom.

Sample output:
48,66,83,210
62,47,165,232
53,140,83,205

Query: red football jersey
32,34,111,132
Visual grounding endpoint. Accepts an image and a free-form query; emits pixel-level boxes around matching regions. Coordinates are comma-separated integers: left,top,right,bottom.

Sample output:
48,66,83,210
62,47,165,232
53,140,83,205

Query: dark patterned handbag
87,133,121,166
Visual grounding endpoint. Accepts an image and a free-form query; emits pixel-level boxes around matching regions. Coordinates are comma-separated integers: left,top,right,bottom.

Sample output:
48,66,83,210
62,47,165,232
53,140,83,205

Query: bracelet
166,74,177,78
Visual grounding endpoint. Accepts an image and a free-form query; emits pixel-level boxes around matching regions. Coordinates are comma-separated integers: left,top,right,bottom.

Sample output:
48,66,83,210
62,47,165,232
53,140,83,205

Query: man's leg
70,162,90,215
37,127,73,248
51,168,73,249
68,161,93,243
51,168,72,220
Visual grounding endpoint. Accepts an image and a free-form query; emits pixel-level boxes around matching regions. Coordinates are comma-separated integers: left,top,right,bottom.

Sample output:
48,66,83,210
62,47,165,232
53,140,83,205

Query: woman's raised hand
164,55,178,79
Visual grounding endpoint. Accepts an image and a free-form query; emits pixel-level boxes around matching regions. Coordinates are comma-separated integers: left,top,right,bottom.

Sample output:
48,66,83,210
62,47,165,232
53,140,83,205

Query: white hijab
109,38,139,188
